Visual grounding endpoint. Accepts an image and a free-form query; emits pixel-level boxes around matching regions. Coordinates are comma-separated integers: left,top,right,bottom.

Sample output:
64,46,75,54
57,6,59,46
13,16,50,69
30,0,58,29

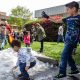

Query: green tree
8,6,32,28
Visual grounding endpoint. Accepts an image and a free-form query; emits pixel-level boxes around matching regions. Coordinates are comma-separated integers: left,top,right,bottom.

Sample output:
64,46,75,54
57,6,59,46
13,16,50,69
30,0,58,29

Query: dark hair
24,31,29,35
11,40,21,48
65,1,79,11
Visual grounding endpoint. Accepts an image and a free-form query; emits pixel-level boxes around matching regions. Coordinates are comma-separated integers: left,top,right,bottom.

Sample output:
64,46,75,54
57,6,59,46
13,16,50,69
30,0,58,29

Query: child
49,1,80,78
24,31,30,47
11,40,36,80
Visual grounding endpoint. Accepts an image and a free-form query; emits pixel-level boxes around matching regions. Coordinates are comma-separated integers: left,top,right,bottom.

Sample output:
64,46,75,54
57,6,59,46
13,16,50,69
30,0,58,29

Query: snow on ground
0,48,74,80
0,48,17,80
0,48,56,80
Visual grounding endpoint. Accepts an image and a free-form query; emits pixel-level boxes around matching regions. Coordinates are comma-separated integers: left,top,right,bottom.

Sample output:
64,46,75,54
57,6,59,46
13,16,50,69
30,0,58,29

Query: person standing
19,30,23,41
0,26,4,50
30,25,35,43
36,23,46,53
49,1,80,78
1,25,7,48
57,25,64,43
31,25,37,41
23,31,30,47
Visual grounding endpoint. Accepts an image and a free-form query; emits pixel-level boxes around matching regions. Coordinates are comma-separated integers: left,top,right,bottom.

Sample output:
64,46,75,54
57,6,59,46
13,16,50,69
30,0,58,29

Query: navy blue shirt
62,15,80,46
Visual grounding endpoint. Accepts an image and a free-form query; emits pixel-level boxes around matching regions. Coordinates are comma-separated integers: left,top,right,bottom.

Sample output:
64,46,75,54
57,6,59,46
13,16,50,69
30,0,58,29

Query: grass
31,42,64,60
4,41,80,65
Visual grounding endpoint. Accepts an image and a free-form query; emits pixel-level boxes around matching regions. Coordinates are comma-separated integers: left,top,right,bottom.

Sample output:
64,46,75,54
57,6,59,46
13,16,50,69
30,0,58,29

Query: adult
30,25,35,43
5,21,14,45
19,30,23,41
0,21,6,50
0,25,4,50
57,25,64,43
31,25,37,41
1,25,7,49
36,23,46,53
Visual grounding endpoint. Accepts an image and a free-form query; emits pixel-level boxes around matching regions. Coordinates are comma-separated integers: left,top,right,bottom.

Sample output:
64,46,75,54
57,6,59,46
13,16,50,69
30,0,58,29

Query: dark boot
69,69,79,74
54,73,66,78
25,78,30,80
2,47,4,50
19,77,30,80
0,48,1,50
18,74,23,78
40,50,43,53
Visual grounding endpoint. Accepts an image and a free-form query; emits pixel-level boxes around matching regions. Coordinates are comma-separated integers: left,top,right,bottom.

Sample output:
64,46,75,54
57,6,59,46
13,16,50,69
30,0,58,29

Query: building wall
35,1,80,18
0,12,7,21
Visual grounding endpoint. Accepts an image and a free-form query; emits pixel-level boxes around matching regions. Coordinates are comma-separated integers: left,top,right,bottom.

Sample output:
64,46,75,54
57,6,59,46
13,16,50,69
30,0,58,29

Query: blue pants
1,38,5,48
57,35,64,42
59,43,78,75
19,61,36,78
0,39,5,49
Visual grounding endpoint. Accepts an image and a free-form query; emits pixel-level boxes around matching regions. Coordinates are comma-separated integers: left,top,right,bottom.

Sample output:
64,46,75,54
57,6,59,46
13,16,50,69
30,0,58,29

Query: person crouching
11,40,36,80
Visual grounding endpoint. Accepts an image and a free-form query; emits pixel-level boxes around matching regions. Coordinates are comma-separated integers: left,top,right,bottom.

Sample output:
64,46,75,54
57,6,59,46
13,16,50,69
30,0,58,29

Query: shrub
23,19,63,42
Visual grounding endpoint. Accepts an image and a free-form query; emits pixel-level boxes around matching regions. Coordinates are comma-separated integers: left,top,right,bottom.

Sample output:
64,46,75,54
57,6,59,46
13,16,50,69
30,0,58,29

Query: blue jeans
59,43,78,75
0,38,5,49
57,35,64,42
1,38,5,48
19,61,36,78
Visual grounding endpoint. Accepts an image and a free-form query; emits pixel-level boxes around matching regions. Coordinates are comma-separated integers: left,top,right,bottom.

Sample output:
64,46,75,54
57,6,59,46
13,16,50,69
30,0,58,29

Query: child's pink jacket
24,35,30,44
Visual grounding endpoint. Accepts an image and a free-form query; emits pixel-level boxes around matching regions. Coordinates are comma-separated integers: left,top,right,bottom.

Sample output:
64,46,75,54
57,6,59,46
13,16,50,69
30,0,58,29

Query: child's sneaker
25,78,30,80
19,77,30,80
18,74,23,78
54,73,66,78
69,70,79,74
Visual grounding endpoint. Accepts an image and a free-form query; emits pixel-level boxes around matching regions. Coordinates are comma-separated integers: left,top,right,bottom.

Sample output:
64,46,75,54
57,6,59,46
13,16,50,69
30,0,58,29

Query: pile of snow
0,48,17,80
0,48,54,80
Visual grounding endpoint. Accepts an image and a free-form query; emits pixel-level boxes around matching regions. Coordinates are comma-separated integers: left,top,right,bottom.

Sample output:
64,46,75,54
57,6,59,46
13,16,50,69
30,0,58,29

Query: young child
11,40,36,80
49,1,80,78
24,31,30,47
